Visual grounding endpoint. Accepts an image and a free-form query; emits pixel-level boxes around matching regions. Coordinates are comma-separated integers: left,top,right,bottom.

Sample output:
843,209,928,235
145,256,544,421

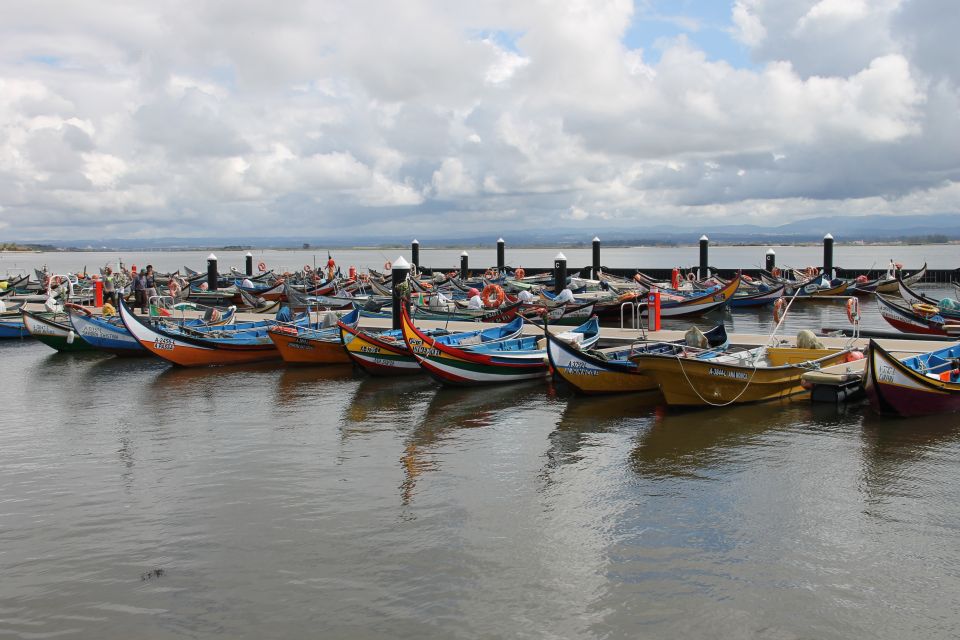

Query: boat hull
68,309,147,357
546,336,656,394
22,309,94,352
634,348,850,407
0,318,29,338
340,324,423,376
269,330,350,364
864,339,960,417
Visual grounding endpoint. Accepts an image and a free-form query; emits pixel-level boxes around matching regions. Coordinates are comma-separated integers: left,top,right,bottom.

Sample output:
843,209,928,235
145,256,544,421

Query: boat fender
515,267,525,279
67,330,75,345
939,369,959,382
846,297,860,325
481,284,506,308
845,351,865,363
258,261,267,272
384,261,392,271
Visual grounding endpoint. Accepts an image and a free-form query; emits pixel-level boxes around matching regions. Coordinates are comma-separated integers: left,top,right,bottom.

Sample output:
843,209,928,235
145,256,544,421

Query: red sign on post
647,288,661,332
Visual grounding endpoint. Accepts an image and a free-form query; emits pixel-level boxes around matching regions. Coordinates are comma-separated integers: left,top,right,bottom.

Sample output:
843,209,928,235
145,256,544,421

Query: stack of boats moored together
2,258,959,417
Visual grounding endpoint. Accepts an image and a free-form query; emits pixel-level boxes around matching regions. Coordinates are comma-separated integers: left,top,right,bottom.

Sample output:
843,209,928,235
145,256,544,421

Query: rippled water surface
2,251,960,638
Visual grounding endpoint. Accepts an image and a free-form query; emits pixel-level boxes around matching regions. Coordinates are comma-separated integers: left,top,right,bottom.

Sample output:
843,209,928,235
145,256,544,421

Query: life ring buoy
384,261,392,271
773,298,786,324
686,272,696,282
913,303,939,317
846,297,860,324
771,267,781,278
258,261,266,272
515,267,526,279
481,284,506,308
304,264,312,272
485,269,496,280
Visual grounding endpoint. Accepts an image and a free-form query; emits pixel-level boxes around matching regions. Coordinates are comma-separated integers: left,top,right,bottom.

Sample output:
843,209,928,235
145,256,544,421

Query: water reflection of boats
629,400,812,479
399,381,544,505
274,364,354,407
858,412,960,510
541,393,661,480
341,375,436,429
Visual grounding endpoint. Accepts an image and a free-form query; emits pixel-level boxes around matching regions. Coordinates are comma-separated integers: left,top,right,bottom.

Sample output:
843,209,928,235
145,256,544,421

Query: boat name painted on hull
709,367,748,380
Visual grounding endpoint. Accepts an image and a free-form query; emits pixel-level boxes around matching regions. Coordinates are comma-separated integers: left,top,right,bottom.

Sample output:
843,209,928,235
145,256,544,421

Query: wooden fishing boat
237,288,283,314
547,325,728,394
630,341,854,407
875,263,926,294
876,293,960,337
792,278,849,298
729,283,785,308
639,275,740,318
67,305,147,356
896,277,960,321
401,306,598,386
520,300,596,326
119,299,296,366
268,309,359,364
864,339,960,416
339,315,526,376
21,308,95,352
0,315,29,338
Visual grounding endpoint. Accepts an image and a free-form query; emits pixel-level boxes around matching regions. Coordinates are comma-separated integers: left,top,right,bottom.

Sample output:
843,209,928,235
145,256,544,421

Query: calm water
2,251,960,639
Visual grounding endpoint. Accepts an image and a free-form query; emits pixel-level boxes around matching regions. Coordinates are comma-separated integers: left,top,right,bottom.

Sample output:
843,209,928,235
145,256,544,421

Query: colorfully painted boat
67,305,147,356
119,299,302,366
547,325,728,394
875,263,926,294
0,316,29,338
896,277,960,321
864,339,960,416
638,275,741,318
876,294,960,337
729,283,785,308
401,306,598,386
268,309,359,365
630,342,854,407
339,315,526,376
21,308,95,352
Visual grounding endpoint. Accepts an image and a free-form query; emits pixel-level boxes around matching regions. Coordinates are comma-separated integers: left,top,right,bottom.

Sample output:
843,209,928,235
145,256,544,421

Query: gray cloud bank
0,0,958,241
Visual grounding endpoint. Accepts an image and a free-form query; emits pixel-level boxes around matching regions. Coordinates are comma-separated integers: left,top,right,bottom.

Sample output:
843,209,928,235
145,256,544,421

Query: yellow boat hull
635,348,851,407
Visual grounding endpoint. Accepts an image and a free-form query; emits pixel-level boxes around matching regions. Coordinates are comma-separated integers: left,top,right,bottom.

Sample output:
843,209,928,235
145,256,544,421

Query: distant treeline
0,242,55,251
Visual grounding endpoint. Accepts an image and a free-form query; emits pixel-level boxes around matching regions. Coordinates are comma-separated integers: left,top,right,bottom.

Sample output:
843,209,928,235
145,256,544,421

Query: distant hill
15,213,960,249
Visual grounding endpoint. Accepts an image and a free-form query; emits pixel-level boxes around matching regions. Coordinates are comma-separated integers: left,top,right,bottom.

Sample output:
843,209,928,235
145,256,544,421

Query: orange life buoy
515,267,526,279
686,272,695,282
846,297,860,325
481,284,506,308
384,261,392,271
771,267,781,278
773,298,786,324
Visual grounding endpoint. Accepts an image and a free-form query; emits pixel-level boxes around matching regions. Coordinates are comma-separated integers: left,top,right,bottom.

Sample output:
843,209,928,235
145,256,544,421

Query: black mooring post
411,239,419,271
245,252,253,276
496,238,505,272
823,233,834,280
392,256,411,330
765,248,776,272
460,251,469,280
592,237,601,280
554,252,567,294
699,235,709,279
207,253,218,291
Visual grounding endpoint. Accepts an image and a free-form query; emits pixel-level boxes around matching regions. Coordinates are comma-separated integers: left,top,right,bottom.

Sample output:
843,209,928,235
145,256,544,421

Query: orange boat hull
269,330,350,364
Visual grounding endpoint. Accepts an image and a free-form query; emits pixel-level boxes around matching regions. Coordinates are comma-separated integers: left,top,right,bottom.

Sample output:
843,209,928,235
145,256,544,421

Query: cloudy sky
1,0,957,241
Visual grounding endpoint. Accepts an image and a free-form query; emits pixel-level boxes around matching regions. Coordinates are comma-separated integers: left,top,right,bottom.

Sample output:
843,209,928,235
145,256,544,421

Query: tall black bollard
765,248,776,272
392,256,411,330
245,252,253,276
497,238,505,272
207,253,218,291
592,236,601,279
411,239,419,271
823,233,834,279
460,251,469,280
554,252,567,294
699,235,709,279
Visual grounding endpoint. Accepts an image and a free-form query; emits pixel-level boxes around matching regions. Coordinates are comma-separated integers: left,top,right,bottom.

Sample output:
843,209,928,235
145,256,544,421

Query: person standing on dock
133,269,147,313
144,265,158,307
102,267,116,306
